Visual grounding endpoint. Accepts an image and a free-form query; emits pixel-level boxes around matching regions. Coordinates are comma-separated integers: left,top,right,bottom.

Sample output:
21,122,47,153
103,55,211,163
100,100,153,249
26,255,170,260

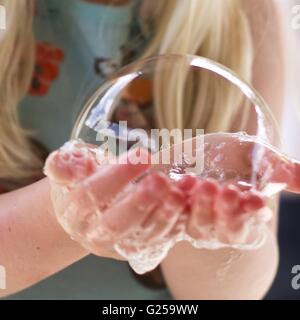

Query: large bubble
66,54,282,274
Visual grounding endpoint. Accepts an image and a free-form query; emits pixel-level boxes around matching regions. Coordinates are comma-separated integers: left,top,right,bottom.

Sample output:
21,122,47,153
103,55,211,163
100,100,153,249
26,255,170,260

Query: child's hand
44,132,300,272
198,132,300,193
175,133,300,248
175,176,268,247
44,141,185,261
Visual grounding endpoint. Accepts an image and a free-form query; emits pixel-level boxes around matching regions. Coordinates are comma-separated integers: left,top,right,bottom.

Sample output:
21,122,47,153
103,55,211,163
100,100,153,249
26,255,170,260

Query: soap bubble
68,54,282,274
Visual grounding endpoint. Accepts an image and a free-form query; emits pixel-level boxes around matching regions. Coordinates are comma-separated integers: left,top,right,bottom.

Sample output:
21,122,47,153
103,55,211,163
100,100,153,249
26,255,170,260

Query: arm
0,145,165,298
0,178,88,297
160,0,284,299
161,230,279,300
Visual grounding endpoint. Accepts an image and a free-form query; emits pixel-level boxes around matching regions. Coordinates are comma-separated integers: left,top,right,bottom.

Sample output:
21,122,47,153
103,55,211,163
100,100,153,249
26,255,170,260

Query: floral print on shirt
29,42,64,96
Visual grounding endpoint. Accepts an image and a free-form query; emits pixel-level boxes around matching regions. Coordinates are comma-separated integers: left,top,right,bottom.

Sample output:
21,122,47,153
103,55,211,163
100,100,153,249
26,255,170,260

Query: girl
0,0,296,299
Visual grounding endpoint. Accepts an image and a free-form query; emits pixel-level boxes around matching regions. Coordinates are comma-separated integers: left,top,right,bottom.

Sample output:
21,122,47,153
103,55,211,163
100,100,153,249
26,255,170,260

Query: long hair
0,0,254,288
141,0,252,133
0,0,44,189
0,0,253,187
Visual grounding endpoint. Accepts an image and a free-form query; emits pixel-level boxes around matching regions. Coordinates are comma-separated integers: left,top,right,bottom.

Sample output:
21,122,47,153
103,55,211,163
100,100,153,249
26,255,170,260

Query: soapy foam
47,132,285,274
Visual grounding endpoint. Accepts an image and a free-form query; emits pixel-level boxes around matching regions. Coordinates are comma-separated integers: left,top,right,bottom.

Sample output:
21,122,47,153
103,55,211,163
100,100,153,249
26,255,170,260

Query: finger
261,148,300,193
176,175,198,192
214,184,242,241
240,190,265,213
168,213,188,239
214,184,241,221
186,178,219,239
215,185,265,225
100,172,176,239
175,175,198,214
139,180,185,244
214,184,266,244
77,148,152,208
44,141,98,185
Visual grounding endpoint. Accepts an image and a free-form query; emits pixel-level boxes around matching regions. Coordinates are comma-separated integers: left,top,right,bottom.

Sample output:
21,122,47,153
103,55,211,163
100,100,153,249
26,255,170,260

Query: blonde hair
0,0,43,188
0,0,253,186
141,0,253,132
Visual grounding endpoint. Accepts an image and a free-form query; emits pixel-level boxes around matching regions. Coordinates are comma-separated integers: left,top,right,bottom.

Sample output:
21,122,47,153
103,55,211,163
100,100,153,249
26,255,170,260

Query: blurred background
265,195,300,299
266,0,300,299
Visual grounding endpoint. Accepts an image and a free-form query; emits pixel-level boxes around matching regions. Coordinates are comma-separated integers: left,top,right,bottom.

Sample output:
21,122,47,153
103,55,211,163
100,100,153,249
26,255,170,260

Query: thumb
260,144,300,194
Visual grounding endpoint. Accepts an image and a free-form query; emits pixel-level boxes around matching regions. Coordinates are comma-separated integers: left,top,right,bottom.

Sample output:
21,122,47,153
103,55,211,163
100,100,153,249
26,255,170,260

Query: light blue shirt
13,0,172,300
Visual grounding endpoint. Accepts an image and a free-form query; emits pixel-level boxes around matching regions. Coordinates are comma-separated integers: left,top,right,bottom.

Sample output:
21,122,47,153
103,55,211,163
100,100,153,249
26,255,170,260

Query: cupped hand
44,133,300,268
174,133,300,247
44,141,185,261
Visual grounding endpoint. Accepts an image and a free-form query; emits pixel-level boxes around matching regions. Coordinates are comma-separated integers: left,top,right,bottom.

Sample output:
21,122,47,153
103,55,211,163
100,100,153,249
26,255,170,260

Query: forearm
161,226,279,300
0,178,88,297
